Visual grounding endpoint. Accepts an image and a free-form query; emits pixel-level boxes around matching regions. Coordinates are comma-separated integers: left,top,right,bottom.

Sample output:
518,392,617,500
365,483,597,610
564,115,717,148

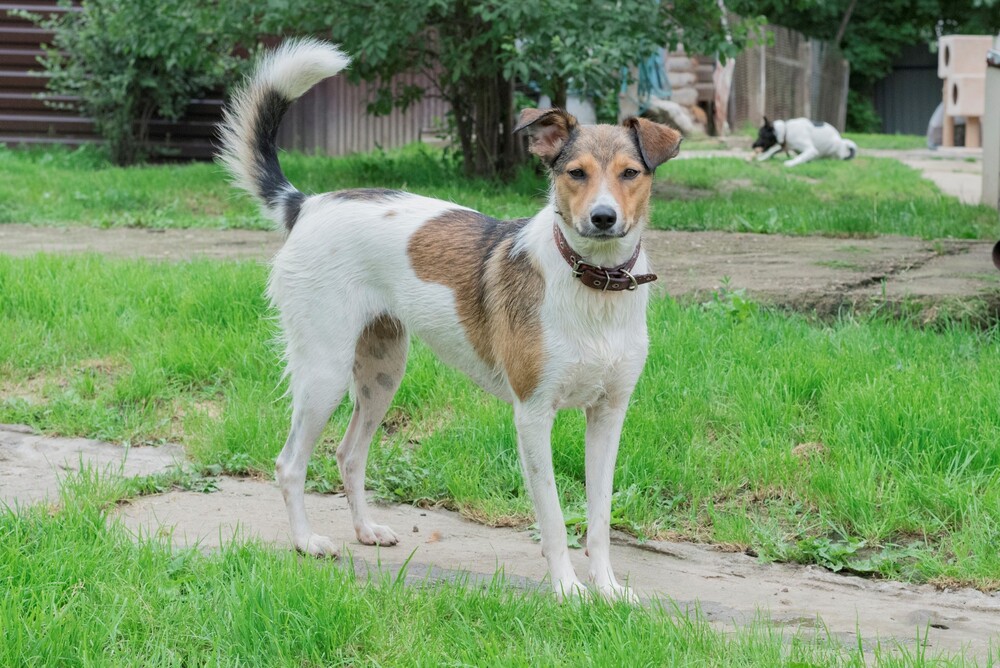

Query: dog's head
752,117,778,153
514,108,681,240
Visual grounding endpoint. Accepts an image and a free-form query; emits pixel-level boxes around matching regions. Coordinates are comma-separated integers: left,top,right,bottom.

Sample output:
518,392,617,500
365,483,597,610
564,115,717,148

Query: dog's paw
296,533,340,558
594,581,640,605
553,578,590,603
356,523,399,546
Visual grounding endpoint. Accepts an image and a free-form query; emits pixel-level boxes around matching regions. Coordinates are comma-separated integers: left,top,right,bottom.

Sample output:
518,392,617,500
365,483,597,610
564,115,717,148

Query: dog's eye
568,168,586,179
622,168,640,179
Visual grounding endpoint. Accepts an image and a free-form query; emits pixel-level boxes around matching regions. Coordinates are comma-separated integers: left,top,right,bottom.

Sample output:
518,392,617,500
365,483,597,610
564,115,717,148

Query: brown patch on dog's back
408,210,545,400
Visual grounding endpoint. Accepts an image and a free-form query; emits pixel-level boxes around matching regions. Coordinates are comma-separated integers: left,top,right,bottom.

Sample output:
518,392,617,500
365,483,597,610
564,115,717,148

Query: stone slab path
2,425,997,660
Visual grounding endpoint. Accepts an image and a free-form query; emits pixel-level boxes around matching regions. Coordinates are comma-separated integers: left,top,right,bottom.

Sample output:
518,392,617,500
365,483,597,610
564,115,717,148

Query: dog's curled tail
218,39,350,230
843,139,858,161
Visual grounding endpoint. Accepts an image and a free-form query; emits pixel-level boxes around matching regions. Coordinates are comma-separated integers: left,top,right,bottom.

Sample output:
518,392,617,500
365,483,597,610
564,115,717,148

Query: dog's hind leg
276,335,357,558
337,314,408,546
784,146,818,167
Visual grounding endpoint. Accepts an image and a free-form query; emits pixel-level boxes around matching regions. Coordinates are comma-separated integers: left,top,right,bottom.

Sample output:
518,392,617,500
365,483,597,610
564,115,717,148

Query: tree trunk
552,77,568,111
437,2,526,180
834,0,858,46
451,68,522,180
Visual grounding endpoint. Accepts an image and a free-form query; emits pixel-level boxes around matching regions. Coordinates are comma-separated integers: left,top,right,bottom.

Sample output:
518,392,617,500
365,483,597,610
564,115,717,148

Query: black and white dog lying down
752,117,858,167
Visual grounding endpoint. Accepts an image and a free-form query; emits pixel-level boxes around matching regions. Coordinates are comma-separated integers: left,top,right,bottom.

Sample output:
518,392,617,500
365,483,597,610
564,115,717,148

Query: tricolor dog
752,116,858,167
219,40,681,600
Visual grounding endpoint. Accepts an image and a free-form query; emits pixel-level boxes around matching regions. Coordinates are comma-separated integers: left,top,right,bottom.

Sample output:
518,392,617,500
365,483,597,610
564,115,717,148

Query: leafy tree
258,0,760,178
24,0,249,165
730,0,1000,131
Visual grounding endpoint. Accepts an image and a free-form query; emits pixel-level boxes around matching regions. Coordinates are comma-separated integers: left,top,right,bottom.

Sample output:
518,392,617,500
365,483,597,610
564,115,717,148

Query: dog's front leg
784,146,818,167
584,400,635,601
514,403,586,600
756,144,783,162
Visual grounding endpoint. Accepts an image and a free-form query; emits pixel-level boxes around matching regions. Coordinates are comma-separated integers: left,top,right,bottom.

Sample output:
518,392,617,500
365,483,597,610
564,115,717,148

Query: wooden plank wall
728,24,849,131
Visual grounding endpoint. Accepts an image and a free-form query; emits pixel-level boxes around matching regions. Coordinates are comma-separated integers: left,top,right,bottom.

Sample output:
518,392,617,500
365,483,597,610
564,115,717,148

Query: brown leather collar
553,225,657,291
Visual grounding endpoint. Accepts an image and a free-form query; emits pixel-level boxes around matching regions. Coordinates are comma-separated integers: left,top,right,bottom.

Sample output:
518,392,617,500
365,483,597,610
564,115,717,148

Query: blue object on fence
621,48,672,115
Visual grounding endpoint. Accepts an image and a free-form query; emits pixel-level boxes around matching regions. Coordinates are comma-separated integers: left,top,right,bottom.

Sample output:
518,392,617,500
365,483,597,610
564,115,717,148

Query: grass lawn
1,143,996,239
3,255,1000,592
847,133,927,151
4,476,947,667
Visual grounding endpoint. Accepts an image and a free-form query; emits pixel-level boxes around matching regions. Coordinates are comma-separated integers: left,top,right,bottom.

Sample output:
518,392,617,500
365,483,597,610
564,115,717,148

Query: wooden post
760,26,767,121
966,117,982,147
942,83,955,147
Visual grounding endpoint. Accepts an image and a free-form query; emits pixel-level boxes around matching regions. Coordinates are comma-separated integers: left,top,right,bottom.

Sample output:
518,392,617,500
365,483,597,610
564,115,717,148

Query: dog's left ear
514,108,578,166
623,117,682,172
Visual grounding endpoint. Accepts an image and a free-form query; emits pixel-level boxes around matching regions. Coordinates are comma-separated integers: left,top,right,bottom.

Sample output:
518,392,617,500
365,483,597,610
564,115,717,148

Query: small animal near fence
728,24,850,131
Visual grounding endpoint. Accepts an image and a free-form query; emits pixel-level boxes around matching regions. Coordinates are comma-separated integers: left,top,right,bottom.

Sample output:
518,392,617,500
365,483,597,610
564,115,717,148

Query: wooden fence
728,24,850,131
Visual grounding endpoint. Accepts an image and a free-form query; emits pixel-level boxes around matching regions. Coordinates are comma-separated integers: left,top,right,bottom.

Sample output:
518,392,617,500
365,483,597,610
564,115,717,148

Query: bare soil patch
3,224,997,321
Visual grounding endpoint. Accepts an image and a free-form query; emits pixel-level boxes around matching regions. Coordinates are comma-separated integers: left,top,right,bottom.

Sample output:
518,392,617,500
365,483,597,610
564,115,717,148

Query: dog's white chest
543,294,648,408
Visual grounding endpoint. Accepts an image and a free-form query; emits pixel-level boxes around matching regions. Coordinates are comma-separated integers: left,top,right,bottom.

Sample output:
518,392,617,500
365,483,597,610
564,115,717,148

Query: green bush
846,89,883,134
23,0,248,165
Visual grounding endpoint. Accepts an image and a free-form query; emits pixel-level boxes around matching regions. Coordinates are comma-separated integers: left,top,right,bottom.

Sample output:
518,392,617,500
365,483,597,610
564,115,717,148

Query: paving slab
3,424,997,660
0,424,184,506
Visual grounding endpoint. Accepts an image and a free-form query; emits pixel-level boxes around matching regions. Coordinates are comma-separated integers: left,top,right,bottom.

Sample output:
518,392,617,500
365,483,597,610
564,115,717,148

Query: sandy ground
2,424,997,659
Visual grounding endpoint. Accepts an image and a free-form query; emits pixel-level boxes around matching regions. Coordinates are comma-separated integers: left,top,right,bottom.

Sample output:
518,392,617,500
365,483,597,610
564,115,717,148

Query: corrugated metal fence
729,24,849,131
276,72,449,155
0,0,223,158
873,44,939,136
0,1,449,159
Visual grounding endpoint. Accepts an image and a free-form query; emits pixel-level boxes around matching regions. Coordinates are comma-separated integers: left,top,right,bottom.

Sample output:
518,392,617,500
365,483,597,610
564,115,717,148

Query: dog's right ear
762,116,771,127
514,108,578,166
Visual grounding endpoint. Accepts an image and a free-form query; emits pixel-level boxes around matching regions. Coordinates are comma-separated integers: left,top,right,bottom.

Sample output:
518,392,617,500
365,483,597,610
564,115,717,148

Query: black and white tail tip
218,39,350,231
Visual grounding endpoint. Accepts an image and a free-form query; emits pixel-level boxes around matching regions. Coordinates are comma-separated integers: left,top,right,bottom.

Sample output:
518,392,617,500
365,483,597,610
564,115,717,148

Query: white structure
982,37,1000,210
938,35,993,147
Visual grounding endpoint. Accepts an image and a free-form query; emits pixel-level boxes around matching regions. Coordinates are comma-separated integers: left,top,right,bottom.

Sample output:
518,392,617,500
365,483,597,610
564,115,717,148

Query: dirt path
2,224,997,317
2,424,997,660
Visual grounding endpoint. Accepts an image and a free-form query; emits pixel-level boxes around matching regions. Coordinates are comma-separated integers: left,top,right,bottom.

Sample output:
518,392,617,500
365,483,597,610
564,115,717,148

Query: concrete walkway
2,424,998,661
868,147,984,206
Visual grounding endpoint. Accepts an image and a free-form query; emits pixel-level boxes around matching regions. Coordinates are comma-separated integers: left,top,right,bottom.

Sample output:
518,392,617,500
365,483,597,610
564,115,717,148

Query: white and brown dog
219,40,681,600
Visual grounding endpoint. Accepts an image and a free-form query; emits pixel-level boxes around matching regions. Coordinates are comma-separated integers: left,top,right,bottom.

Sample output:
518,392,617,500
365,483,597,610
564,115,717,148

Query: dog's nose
590,206,617,230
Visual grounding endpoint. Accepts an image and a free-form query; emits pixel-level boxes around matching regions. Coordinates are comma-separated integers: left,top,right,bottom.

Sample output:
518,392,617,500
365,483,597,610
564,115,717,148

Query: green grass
4,474,959,667
4,255,1000,591
656,155,995,238
849,134,927,151
1,142,996,239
